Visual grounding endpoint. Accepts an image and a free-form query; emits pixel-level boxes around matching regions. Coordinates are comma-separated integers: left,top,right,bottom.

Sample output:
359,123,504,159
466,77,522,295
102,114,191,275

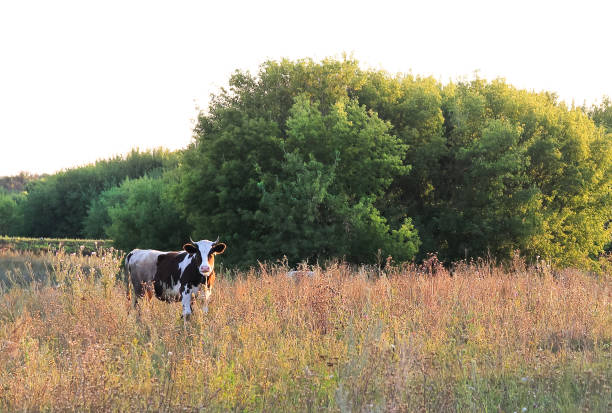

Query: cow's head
183,238,227,278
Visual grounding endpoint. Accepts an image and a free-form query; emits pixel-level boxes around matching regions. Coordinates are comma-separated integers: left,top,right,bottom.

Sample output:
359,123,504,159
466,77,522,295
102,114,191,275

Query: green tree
175,59,418,267
253,152,339,264
357,72,447,248
284,95,408,200
21,148,177,238
587,96,612,133
454,119,542,259
177,58,612,267
82,185,128,239
356,73,611,266
0,191,25,236
105,176,189,251
253,100,420,264
425,80,612,266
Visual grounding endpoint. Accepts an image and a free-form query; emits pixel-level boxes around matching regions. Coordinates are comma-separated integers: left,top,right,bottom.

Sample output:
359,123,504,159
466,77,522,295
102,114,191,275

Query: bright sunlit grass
0,250,611,411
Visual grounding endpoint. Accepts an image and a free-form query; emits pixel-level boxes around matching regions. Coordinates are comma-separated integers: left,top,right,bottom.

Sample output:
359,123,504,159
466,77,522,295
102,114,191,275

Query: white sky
1,0,610,176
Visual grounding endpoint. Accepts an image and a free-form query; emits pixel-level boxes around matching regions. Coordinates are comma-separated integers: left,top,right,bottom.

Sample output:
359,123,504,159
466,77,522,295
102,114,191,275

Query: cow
125,238,227,318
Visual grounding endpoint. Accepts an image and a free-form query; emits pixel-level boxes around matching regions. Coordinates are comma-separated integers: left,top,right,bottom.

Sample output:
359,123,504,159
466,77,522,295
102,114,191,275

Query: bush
104,176,189,251
20,149,177,238
0,191,24,236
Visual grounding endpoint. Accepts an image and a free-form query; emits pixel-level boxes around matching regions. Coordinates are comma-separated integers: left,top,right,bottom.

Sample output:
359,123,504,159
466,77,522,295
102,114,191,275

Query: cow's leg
181,287,192,320
203,288,212,314
144,282,155,301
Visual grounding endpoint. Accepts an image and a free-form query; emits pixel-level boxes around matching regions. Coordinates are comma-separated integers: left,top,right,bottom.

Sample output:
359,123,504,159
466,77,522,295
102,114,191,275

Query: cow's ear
211,242,226,255
183,243,198,254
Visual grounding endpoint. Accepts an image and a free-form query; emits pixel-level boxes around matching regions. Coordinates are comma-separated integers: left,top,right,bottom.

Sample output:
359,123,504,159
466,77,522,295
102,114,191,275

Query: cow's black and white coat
125,239,226,317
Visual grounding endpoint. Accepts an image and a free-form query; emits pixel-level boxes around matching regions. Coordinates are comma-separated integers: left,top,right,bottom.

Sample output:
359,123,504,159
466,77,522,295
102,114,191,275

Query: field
0,248,611,412
0,236,111,255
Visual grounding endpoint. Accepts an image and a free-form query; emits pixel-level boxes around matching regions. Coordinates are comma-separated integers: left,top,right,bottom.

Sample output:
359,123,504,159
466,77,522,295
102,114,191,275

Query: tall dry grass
0,251,610,412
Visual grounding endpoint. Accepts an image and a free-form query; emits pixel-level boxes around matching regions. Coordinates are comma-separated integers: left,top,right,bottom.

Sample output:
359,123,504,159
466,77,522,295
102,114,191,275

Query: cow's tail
125,252,134,302
125,251,133,272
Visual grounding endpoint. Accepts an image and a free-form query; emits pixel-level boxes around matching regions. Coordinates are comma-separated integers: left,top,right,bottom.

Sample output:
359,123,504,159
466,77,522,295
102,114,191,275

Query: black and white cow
125,238,226,318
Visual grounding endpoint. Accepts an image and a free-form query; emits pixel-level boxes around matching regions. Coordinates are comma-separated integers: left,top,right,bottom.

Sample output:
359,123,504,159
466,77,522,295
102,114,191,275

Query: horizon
2,0,611,176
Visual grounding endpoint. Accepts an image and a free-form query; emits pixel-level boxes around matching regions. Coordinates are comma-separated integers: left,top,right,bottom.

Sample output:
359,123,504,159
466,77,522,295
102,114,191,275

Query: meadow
0,236,111,256
0,248,611,412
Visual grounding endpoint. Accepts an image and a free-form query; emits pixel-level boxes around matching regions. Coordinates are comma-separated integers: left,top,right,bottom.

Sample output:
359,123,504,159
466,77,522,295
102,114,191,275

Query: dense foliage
176,83,420,265
1,58,610,268
0,191,24,236
176,58,611,267
101,176,189,251
587,96,612,134
20,149,178,239
372,78,612,267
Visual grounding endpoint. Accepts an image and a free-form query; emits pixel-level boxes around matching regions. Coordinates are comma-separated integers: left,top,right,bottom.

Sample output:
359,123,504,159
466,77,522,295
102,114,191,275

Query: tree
253,152,339,264
177,58,611,267
454,119,541,259
357,72,447,248
425,80,612,266
253,100,420,264
587,96,612,134
82,185,127,239
175,59,418,267
21,149,178,238
0,191,25,236
104,176,190,251
11,57,610,268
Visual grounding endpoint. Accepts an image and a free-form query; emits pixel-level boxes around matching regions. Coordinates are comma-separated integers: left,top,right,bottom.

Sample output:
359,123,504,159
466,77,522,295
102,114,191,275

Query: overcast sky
1,0,610,176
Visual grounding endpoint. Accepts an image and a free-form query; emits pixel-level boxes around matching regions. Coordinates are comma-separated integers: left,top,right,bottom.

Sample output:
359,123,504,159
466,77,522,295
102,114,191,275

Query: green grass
0,250,611,411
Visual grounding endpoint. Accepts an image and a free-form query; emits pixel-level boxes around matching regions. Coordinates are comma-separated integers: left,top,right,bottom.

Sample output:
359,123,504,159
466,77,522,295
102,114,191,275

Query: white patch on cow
162,280,182,300
194,240,215,275
178,253,193,274
182,286,192,316
126,249,166,294
287,270,315,278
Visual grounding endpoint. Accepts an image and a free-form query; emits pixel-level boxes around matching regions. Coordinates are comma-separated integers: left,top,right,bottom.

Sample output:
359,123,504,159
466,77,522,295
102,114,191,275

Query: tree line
1,58,611,268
